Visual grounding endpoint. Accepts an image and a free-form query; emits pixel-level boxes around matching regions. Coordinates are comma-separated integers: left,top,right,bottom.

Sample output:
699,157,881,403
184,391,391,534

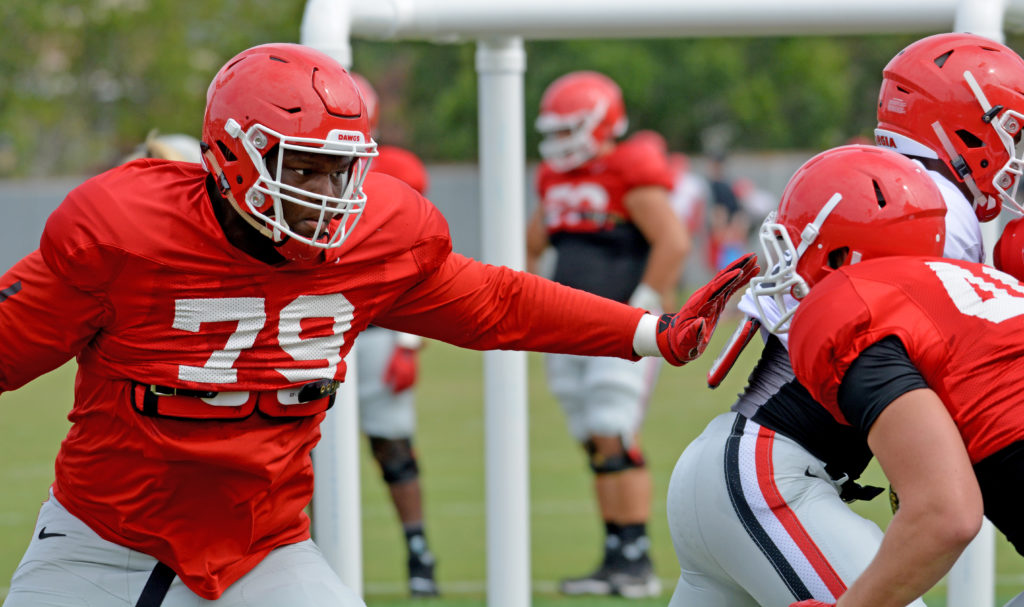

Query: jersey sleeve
0,250,108,393
788,271,876,424
789,266,941,425
39,178,126,292
374,252,645,360
615,139,675,191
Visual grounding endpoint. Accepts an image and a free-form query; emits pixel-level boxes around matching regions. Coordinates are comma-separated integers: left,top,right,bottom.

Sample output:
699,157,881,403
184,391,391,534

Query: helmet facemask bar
229,119,377,251
750,215,803,334
991,108,1024,214
749,192,843,334
961,69,1024,215
536,99,609,172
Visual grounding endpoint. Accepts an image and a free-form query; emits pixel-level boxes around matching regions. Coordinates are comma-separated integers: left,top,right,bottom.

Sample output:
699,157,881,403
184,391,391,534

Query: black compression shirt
836,335,929,434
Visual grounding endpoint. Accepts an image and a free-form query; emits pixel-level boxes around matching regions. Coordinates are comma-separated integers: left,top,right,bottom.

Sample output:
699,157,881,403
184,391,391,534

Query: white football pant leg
357,327,415,439
667,412,928,607
3,492,364,607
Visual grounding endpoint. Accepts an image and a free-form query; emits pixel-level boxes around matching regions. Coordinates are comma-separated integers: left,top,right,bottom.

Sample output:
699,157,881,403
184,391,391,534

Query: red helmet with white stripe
202,43,378,260
536,71,628,172
751,145,947,333
875,33,1024,222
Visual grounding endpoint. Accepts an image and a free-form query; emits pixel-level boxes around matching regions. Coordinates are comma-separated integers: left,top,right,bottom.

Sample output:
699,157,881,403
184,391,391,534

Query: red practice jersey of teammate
0,159,644,598
371,144,429,195
789,256,1024,463
535,137,675,235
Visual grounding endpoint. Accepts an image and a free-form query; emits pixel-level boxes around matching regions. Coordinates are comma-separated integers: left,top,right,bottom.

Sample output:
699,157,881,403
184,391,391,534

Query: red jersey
789,257,1024,464
371,144,429,195
0,159,644,598
535,138,674,235
536,138,675,303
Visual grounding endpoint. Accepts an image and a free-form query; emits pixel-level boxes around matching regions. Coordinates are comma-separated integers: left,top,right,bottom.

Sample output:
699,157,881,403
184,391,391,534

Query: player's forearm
839,389,984,607
836,507,973,607
379,253,645,359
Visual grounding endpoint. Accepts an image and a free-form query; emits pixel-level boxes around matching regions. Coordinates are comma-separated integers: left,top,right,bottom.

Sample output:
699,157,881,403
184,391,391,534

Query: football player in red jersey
667,146,941,607
527,70,692,598
740,144,1024,607
349,71,440,598
0,44,755,607
665,33,1024,607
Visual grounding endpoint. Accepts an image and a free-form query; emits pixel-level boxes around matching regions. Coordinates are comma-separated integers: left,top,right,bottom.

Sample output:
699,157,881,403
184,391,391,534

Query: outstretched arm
376,251,757,366
833,388,982,607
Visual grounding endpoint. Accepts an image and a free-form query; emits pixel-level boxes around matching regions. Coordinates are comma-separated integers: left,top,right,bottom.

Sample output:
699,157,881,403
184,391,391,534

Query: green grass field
2,319,1023,605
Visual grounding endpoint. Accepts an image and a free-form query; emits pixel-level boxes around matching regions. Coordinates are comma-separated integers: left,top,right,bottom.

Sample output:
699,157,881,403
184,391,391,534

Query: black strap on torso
135,561,176,607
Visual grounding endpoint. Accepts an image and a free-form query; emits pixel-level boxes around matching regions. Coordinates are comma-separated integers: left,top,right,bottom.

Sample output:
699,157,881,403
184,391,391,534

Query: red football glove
656,253,759,366
383,347,418,393
790,601,836,607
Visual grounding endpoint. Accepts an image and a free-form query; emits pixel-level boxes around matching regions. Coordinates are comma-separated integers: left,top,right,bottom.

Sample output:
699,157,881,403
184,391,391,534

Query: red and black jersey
0,158,644,599
789,256,1024,464
536,138,674,302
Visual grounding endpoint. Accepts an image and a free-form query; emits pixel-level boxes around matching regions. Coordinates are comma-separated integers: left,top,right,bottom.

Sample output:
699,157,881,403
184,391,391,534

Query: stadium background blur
4,1,1024,604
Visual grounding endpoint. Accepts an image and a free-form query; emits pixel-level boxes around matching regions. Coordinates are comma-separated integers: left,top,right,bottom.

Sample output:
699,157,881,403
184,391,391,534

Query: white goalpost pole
476,36,531,607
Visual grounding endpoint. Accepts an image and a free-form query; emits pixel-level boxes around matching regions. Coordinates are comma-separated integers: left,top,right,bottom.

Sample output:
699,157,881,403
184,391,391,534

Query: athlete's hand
383,347,418,393
656,253,759,366
790,601,836,607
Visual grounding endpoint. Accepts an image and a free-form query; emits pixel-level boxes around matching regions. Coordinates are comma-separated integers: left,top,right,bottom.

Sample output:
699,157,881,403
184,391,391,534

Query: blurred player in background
350,71,438,598
527,70,691,598
667,32,1024,607
0,43,755,607
121,129,203,165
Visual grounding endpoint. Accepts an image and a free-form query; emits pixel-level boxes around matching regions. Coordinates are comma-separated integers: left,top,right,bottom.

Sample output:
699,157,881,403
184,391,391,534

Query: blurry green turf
2,319,1024,605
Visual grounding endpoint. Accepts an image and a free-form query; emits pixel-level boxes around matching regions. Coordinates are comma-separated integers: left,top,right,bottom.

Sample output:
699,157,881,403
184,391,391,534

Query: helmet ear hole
827,246,850,270
216,140,238,162
955,129,984,148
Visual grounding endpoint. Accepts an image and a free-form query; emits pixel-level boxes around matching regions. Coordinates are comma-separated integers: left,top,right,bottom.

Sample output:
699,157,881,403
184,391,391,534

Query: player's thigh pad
3,493,363,607
667,413,915,606
356,328,415,439
577,354,659,439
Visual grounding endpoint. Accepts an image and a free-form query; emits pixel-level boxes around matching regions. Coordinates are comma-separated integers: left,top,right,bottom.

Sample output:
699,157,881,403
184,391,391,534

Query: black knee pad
368,436,420,484
583,438,646,475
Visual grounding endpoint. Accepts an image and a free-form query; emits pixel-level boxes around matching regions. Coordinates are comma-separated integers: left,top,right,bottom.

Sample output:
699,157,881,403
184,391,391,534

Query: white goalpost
303,1,1010,605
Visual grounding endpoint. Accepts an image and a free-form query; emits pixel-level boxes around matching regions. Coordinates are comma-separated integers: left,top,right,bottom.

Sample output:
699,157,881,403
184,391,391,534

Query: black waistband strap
140,380,339,403
135,561,176,607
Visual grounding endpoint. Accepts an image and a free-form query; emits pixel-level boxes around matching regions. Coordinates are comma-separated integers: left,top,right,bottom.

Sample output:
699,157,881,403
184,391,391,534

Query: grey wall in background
0,153,810,274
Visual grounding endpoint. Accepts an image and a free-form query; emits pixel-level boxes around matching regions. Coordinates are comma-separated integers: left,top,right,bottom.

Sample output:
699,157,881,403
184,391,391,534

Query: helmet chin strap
931,119,988,210
202,147,278,240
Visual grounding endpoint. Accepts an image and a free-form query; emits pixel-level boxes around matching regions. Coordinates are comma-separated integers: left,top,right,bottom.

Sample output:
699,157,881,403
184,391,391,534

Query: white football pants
666,412,928,607
3,492,364,607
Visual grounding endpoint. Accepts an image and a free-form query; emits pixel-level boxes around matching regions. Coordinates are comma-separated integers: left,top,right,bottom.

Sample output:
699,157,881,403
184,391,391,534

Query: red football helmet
750,145,947,333
202,43,378,260
348,72,380,135
995,216,1024,281
536,71,628,172
875,33,1024,222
